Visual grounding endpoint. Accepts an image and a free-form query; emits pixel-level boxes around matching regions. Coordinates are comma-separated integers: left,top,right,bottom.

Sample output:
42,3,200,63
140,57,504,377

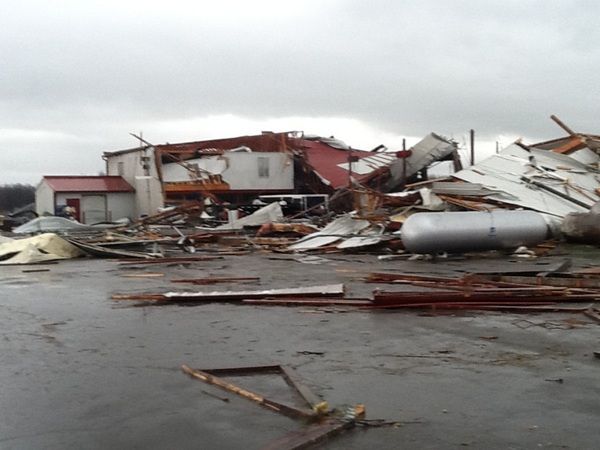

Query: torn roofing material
299,139,382,190
386,133,458,189
288,214,370,251
452,144,600,218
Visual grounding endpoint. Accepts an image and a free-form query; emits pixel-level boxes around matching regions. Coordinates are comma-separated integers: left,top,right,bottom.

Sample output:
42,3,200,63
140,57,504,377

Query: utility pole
401,138,407,188
396,138,412,191
470,129,475,166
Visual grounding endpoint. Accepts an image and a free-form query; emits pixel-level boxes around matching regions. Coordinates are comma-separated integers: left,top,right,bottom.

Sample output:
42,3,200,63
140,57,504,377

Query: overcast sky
1,0,598,184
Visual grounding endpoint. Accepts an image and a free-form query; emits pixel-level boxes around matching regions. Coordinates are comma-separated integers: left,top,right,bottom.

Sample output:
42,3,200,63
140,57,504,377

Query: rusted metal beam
473,274,600,289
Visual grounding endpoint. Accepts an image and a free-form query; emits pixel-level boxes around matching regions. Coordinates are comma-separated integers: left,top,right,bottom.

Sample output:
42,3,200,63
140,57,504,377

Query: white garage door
81,195,107,224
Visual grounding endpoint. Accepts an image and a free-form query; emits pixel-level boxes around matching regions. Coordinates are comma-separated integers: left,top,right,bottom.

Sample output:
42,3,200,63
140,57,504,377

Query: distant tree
0,184,35,213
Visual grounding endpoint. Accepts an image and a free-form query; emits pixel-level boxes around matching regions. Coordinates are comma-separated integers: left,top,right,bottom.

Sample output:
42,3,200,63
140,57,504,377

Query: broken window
258,157,269,178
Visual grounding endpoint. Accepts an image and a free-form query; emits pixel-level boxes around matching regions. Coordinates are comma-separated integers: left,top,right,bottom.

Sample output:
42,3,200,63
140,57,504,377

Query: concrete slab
1,246,599,449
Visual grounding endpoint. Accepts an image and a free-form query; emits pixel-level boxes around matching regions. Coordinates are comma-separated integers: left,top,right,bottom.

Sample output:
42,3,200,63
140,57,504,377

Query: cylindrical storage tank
401,210,549,254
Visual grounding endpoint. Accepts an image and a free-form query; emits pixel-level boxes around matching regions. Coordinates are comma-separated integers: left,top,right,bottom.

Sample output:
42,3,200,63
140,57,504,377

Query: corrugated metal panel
452,144,600,218
387,133,457,186
336,153,397,175
288,214,370,251
43,176,135,193
300,140,380,189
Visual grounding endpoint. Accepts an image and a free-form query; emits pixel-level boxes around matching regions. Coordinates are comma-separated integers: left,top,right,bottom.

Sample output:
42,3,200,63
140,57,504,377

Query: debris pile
4,116,600,262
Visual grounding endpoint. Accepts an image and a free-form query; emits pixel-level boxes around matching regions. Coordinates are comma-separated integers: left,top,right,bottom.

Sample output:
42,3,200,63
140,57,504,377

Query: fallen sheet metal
67,238,159,259
112,283,345,302
453,144,600,218
385,133,458,189
336,227,388,250
288,215,369,251
12,216,92,234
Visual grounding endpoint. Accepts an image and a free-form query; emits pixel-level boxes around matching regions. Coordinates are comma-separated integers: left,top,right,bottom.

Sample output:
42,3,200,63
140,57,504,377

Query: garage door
81,195,106,224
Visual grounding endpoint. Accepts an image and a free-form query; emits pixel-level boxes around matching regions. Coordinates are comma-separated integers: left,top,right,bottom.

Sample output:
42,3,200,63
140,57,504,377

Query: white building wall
54,192,135,223
35,180,55,216
162,152,294,190
105,148,163,216
106,193,136,221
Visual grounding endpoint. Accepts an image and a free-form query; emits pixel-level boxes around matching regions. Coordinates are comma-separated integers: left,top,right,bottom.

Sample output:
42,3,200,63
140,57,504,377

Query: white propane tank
401,210,549,254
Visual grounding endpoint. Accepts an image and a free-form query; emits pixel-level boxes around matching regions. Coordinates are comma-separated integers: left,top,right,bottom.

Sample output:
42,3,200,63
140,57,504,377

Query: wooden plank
181,365,316,420
261,419,354,450
583,308,600,323
280,366,323,410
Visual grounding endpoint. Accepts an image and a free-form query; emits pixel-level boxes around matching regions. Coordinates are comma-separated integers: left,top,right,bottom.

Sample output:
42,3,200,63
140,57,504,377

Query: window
258,157,269,178
117,161,124,176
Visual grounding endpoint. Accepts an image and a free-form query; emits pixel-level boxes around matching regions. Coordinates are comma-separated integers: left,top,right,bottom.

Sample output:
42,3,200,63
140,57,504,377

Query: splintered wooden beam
182,363,364,450
181,365,317,420
280,366,323,410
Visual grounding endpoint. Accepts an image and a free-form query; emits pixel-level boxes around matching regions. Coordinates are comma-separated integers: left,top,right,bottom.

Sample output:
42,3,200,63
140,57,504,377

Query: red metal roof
299,140,377,189
43,176,135,193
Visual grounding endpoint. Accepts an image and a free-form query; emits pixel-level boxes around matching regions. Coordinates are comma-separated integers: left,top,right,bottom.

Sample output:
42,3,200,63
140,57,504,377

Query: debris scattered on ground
181,363,383,449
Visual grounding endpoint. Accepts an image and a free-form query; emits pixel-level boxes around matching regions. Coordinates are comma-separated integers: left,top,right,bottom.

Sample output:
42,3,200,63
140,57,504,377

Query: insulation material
0,235,14,244
0,233,84,265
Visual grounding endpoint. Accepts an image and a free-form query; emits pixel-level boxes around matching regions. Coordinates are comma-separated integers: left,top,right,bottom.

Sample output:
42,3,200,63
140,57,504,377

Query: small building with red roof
36,176,135,223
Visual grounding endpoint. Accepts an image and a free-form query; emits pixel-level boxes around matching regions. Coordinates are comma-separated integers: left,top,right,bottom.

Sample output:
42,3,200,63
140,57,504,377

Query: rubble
5,117,600,449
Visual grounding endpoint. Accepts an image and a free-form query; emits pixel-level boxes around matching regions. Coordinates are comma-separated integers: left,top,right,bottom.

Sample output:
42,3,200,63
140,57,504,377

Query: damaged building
102,131,461,218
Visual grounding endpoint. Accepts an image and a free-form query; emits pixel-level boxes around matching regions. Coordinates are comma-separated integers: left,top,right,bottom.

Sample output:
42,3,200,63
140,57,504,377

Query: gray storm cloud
1,0,598,183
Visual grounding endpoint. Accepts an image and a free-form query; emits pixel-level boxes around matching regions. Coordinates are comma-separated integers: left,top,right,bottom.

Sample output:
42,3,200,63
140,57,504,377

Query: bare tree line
0,184,35,213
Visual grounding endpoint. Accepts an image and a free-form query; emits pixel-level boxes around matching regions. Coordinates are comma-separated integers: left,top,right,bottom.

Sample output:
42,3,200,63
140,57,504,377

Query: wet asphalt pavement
1,248,600,449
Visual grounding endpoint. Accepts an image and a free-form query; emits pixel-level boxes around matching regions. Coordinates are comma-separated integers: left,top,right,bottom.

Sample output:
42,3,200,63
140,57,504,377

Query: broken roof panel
299,139,385,190
386,133,458,189
336,152,397,175
452,144,600,218
288,214,370,251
